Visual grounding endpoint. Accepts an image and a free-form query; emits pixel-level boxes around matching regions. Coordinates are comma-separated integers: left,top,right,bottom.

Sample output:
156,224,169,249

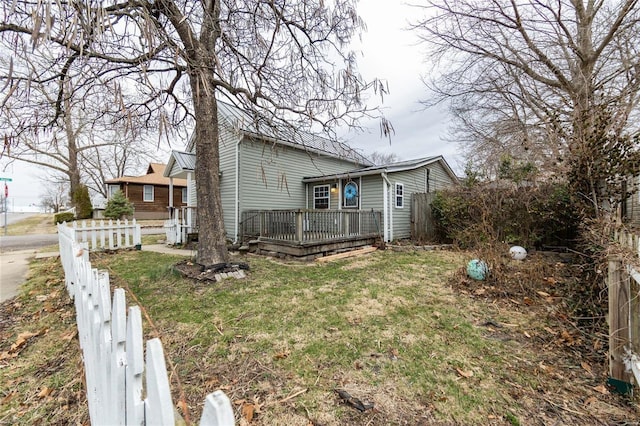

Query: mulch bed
172,259,250,282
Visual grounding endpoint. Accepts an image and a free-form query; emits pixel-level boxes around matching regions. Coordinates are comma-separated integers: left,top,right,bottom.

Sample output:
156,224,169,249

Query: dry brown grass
1,248,638,425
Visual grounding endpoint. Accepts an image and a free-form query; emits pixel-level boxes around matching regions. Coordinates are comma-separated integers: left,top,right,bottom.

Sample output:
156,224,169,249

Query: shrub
54,212,74,224
72,185,93,220
104,190,134,219
430,182,579,249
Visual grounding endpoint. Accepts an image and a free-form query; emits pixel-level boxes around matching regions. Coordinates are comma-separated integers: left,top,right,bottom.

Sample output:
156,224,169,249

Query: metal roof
172,150,196,171
163,150,196,179
186,101,372,167
302,156,459,183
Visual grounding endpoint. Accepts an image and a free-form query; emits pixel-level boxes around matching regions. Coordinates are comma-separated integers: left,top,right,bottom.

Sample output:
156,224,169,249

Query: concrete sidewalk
0,244,194,303
141,244,195,257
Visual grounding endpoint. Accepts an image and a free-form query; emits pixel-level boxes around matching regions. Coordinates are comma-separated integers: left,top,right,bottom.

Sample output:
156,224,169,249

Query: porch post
168,178,174,208
295,210,304,243
342,211,350,236
260,211,266,237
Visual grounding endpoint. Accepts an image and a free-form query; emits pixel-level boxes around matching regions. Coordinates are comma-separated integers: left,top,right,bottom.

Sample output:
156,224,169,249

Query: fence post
630,269,640,377
109,219,115,249
608,258,634,391
133,218,141,247
116,219,123,248
145,339,175,425
111,289,127,425
200,391,235,426
126,306,145,424
91,220,97,250
295,210,304,243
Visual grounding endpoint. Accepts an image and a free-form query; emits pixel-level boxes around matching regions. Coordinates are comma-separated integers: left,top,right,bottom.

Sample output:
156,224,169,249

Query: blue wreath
344,182,358,199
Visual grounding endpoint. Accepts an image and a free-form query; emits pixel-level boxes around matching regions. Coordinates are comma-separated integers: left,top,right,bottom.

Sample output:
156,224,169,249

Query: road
0,227,164,302
0,211,39,228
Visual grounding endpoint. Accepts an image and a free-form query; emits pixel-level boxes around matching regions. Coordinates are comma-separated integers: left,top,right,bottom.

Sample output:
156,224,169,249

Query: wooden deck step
315,246,377,263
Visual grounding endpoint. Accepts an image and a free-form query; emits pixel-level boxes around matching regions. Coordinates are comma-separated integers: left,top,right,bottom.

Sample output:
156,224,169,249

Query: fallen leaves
580,361,593,375
2,329,49,359
584,396,597,406
234,397,264,424
592,384,609,395
455,367,474,378
38,386,54,398
273,350,290,360
241,402,255,422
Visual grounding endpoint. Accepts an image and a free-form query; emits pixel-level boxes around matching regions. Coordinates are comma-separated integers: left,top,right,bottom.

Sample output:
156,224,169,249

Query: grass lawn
1,248,638,425
2,214,57,235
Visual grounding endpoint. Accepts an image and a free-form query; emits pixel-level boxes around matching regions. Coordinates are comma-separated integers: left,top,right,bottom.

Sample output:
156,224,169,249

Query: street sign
0,177,12,182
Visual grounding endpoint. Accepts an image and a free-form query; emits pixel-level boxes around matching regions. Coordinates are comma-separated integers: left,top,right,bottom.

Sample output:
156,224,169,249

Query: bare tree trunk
64,106,82,204
190,72,229,266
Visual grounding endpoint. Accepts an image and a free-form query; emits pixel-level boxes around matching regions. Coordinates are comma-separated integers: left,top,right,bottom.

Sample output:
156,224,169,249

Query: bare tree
0,63,156,205
39,177,68,213
81,133,157,198
413,0,640,214
368,151,399,165
0,0,385,266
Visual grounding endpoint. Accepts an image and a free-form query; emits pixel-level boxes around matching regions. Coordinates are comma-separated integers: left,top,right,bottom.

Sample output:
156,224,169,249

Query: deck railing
240,209,382,244
165,206,198,244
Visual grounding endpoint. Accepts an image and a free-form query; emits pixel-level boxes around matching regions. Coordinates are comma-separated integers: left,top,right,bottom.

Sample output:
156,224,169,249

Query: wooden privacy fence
58,223,235,425
63,219,142,250
608,230,640,393
411,193,436,242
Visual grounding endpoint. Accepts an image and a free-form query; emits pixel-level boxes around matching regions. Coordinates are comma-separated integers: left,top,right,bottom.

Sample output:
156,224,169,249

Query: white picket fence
67,219,142,250
57,223,235,425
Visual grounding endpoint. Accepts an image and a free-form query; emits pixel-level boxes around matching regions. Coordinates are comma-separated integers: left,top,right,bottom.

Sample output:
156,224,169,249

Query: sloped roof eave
302,168,386,183
164,150,196,179
239,129,371,168
302,156,460,184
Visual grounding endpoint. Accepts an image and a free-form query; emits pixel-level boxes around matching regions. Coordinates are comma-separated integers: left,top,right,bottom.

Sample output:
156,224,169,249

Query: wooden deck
240,209,383,257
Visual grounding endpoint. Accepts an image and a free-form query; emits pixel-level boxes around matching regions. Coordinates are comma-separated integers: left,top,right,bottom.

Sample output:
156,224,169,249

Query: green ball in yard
467,259,488,281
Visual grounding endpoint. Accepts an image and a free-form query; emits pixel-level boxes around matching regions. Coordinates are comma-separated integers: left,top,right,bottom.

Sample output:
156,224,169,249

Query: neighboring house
164,101,458,254
105,163,188,220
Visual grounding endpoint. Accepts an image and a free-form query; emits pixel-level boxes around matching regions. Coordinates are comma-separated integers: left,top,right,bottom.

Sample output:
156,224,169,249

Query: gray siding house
303,157,458,241
164,101,458,251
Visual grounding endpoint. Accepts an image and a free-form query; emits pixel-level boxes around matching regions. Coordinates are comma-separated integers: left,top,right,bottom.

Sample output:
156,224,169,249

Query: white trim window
143,184,154,202
314,185,330,209
181,187,188,204
108,184,120,198
395,183,404,208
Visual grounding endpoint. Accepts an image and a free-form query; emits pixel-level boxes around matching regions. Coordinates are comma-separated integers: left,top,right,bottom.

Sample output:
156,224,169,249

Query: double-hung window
314,185,330,209
181,187,188,204
395,183,404,208
143,185,154,202
108,185,120,198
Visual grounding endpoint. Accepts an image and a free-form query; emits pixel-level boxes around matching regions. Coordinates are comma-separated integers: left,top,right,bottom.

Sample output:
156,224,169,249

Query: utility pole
0,177,12,236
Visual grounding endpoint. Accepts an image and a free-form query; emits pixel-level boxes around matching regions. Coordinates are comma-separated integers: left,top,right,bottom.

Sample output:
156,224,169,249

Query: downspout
381,172,392,242
233,137,241,244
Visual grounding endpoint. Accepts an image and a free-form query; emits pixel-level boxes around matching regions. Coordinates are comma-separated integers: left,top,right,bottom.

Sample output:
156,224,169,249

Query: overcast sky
345,1,458,165
0,1,460,211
